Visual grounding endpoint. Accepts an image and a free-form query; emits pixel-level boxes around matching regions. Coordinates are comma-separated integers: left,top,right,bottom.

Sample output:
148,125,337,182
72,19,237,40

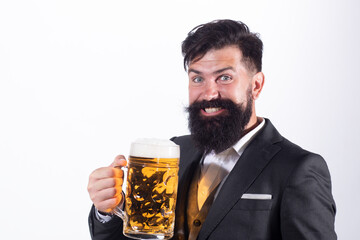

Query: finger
93,187,122,203
112,167,124,178
91,177,123,192
110,155,127,168
88,171,123,196
90,167,123,180
95,195,123,213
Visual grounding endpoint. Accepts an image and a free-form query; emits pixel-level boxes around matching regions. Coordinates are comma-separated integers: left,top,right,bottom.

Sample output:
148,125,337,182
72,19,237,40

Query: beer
118,139,180,240
124,156,178,237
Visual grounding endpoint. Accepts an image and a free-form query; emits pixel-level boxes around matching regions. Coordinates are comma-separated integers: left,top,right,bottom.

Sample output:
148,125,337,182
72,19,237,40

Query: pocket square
241,193,272,200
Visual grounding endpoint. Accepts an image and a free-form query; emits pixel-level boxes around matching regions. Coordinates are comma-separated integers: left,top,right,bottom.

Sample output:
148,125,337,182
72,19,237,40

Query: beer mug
113,138,180,240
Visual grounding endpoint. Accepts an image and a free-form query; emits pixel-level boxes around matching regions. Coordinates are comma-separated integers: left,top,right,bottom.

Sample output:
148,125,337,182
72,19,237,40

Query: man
87,19,337,239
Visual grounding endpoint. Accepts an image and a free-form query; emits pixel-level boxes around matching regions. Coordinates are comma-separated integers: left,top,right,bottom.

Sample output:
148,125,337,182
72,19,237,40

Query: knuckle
90,194,96,202
90,168,101,177
88,173,95,182
106,167,115,177
110,178,117,187
111,188,117,196
87,182,96,193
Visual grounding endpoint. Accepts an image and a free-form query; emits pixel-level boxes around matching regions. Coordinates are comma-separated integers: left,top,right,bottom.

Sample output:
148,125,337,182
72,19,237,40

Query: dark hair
182,19,263,73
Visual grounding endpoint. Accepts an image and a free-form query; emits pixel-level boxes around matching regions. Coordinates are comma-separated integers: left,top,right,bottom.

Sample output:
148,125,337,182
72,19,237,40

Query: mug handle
113,204,128,222
112,166,128,223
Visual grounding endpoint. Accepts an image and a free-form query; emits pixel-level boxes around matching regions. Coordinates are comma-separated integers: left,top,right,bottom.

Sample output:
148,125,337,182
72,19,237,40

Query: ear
251,72,265,100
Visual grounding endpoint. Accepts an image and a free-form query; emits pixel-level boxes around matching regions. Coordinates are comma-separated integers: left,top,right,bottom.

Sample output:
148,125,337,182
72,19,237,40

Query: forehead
188,45,244,72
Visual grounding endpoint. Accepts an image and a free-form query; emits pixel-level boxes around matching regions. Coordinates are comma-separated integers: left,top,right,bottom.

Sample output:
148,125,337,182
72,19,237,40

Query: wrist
98,210,113,216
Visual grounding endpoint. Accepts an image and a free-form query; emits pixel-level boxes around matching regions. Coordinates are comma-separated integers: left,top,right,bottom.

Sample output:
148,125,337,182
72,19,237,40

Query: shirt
198,118,265,208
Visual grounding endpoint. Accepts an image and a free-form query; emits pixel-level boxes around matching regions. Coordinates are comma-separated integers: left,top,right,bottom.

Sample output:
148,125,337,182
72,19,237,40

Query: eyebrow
214,66,235,74
188,66,235,75
188,68,201,74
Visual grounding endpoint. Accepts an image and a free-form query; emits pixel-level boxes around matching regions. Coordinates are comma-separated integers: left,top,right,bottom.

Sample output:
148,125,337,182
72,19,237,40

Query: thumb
110,155,127,168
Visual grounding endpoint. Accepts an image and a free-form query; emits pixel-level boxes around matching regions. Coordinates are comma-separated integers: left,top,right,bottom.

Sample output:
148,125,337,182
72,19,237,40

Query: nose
203,81,220,101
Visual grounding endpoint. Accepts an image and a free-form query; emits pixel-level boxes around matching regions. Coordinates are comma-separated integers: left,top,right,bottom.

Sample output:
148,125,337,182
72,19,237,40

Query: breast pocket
233,198,272,210
208,199,274,240
231,199,273,240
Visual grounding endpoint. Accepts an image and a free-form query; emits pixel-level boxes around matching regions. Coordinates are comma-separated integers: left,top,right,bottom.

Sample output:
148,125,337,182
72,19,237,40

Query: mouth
201,107,226,116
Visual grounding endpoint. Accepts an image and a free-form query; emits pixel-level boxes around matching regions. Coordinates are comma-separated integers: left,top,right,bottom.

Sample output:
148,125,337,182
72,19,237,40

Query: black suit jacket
88,119,337,239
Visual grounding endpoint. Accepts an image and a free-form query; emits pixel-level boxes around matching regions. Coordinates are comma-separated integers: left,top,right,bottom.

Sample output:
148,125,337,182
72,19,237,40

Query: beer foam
130,138,180,158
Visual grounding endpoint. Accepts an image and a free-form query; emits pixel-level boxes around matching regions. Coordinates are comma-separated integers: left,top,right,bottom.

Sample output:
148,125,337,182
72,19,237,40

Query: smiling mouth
201,107,225,116
204,107,222,113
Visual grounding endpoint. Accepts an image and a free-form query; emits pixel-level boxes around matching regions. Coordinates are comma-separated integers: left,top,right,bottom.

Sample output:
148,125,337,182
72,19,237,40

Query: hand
87,155,127,213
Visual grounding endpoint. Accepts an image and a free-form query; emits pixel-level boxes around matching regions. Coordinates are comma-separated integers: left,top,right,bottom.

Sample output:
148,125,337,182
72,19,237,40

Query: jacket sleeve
88,205,132,240
280,154,337,239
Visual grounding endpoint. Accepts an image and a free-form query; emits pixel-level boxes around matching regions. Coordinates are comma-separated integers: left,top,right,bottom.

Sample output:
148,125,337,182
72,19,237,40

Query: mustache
185,97,252,154
186,98,239,112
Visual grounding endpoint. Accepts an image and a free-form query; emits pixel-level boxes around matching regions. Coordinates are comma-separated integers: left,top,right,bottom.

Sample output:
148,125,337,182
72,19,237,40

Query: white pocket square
241,193,272,200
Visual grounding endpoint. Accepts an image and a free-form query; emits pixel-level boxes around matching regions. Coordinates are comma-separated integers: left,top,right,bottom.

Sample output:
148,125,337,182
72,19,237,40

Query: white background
0,0,359,239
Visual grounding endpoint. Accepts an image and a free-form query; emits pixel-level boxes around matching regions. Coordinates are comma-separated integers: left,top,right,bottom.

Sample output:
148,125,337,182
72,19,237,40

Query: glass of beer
113,138,180,240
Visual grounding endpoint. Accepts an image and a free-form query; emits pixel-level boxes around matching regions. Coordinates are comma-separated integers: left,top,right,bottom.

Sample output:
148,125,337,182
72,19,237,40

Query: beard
186,90,253,154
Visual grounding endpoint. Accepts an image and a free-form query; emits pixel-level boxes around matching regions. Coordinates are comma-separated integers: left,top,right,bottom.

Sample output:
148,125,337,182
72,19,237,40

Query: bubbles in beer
124,156,178,235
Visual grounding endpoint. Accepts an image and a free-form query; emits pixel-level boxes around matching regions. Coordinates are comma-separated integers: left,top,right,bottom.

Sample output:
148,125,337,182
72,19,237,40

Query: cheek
221,85,247,103
188,87,201,104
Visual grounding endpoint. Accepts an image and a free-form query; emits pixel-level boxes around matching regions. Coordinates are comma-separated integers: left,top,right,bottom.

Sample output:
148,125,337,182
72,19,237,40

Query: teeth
204,107,222,113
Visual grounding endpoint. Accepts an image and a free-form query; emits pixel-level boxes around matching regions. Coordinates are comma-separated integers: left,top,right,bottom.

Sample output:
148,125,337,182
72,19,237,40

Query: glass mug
113,138,180,240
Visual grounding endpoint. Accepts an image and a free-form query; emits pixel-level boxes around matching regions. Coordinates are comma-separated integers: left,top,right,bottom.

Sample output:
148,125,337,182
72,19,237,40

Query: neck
242,115,262,137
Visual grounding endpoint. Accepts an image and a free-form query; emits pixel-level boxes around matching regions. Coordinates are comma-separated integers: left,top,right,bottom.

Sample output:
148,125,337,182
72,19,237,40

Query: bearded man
87,19,337,240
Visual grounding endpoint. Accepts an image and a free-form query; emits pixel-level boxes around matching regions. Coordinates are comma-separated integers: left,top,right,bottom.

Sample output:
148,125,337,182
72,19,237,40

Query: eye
192,76,203,83
218,75,232,82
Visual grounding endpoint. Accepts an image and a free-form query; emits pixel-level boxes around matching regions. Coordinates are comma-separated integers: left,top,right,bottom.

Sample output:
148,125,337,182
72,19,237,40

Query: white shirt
198,118,265,208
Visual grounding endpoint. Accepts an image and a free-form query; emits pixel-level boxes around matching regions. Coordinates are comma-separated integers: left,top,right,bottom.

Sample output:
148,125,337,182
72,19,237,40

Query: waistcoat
186,166,220,240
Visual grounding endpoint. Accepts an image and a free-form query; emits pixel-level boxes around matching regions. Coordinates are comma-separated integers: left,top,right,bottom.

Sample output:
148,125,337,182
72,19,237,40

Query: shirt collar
232,117,265,155
203,117,266,159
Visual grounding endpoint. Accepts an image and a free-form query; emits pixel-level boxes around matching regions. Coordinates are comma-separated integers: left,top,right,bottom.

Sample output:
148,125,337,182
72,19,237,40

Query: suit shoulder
278,137,323,161
275,137,331,181
171,135,194,148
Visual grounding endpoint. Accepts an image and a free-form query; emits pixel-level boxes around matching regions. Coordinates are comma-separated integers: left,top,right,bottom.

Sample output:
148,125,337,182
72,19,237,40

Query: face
186,45,264,153
188,45,263,125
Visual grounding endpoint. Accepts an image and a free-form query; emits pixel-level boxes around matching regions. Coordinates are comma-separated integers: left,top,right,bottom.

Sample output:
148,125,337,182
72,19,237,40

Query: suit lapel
198,119,283,240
